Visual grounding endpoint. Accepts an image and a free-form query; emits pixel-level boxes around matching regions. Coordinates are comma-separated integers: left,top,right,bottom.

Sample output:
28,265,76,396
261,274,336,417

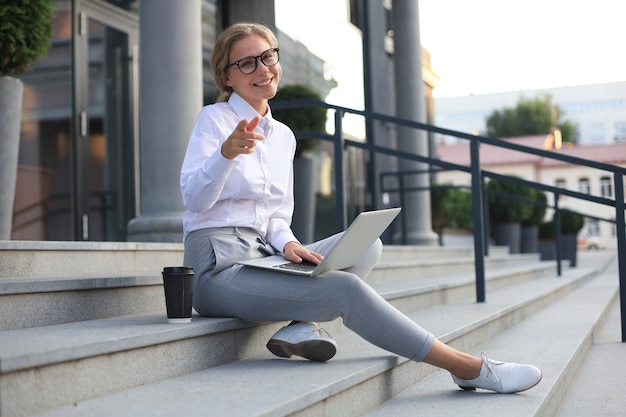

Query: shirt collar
228,92,274,137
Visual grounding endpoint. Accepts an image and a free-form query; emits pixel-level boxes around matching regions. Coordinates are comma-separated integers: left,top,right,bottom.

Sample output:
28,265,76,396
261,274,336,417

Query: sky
275,0,626,100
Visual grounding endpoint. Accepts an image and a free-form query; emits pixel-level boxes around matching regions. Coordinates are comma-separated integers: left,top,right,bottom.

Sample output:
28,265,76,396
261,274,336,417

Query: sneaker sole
455,371,543,393
266,339,337,362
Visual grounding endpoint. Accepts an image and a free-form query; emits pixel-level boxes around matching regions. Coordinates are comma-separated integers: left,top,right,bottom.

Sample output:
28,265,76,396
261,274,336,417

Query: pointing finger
246,116,261,132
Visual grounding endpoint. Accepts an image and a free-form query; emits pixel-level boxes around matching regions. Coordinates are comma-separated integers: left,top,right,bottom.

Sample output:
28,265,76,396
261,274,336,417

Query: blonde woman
180,22,541,393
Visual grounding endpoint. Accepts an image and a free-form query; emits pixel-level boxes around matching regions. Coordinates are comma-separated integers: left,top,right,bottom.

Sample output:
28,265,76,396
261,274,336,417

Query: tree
0,0,54,76
485,94,577,144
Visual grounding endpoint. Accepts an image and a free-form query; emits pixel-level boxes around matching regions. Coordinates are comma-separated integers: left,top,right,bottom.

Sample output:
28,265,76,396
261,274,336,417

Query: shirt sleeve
265,124,299,252
266,170,299,252
180,107,237,213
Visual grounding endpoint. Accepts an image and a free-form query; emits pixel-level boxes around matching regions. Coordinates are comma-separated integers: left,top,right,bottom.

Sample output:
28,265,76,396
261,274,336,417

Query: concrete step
377,245,509,262
554,262,626,417
0,241,511,280
0,274,163,331
363,259,619,417
370,251,543,286
0,245,539,331
3,259,603,417
0,241,185,279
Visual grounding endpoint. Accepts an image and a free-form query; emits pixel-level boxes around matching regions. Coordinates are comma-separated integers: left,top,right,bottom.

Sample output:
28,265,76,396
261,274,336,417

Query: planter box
521,225,539,253
538,233,578,267
494,222,521,254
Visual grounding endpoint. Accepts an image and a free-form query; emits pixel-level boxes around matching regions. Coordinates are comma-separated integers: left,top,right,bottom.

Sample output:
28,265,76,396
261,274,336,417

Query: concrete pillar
391,0,437,245
0,77,23,240
362,0,395,206
360,0,399,244
127,0,203,242
218,0,276,30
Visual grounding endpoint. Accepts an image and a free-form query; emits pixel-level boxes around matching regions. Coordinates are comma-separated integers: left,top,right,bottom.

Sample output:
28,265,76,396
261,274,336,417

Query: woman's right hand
283,241,324,265
221,116,265,159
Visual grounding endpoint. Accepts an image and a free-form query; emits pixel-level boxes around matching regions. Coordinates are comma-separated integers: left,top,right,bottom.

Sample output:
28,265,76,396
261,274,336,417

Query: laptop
237,207,401,276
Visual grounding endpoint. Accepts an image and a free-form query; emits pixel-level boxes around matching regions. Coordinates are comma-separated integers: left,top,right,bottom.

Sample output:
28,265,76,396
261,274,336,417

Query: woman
180,22,542,393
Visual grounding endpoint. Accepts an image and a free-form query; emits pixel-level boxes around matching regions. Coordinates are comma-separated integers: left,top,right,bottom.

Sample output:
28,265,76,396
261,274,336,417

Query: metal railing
272,98,626,342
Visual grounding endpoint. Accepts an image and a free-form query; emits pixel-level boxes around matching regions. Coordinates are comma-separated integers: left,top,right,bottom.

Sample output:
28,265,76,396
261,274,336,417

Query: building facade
434,82,626,146
12,0,439,244
12,0,335,241
436,135,626,249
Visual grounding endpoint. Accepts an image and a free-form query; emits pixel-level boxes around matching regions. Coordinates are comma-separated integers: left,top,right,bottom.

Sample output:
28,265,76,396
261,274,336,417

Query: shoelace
314,327,332,338
481,352,501,384
286,324,333,341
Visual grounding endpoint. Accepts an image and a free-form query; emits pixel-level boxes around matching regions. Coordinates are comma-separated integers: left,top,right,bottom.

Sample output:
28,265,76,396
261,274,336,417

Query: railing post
399,173,407,244
613,173,626,342
482,177,490,257
470,141,486,303
334,109,347,231
554,194,562,276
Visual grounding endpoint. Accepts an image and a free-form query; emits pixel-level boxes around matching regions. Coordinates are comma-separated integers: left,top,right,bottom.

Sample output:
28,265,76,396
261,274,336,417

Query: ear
225,75,234,88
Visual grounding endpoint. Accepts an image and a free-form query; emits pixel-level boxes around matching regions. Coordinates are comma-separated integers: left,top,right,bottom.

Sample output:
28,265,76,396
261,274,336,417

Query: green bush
487,176,534,224
539,220,554,240
560,209,585,233
431,184,473,233
522,188,547,226
0,0,54,76
271,84,326,157
539,208,584,239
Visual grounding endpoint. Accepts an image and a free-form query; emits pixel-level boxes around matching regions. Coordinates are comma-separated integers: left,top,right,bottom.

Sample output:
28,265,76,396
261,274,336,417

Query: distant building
434,81,626,146
436,135,626,249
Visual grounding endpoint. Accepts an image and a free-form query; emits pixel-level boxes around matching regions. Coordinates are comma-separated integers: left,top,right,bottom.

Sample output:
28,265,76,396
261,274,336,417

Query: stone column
127,0,203,242
0,77,23,240
218,0,276,30
391,0,437,245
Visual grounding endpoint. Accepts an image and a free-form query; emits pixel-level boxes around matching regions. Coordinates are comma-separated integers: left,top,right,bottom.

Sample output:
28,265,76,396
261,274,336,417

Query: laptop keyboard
275,260,318,272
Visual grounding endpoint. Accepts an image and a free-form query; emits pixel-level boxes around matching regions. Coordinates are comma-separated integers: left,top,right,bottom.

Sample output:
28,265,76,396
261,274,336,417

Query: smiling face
225,35,281,115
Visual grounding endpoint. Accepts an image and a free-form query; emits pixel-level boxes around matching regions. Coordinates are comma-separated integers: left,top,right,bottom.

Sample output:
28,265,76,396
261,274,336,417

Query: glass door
73,0,138,240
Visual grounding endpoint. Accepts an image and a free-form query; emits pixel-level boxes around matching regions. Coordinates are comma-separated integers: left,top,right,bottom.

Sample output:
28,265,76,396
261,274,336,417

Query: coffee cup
161,266,194,323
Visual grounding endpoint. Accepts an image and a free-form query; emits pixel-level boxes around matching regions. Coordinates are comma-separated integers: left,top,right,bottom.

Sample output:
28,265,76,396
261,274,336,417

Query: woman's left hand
283,241,324,265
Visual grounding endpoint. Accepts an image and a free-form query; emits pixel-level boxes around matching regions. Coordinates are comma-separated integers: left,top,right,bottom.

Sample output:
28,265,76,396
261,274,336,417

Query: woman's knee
323,270,374,302
370,238,383,259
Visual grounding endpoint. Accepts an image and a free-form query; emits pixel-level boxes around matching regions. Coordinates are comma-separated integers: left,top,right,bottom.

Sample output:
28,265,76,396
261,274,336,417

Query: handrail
271,98,626,341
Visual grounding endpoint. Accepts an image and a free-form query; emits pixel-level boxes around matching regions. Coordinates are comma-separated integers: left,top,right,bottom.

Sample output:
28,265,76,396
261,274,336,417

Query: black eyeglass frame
224,48,280,74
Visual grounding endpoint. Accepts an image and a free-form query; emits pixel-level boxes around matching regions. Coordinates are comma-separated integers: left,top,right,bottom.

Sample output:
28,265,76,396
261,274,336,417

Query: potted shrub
520,188,547,253
431,184,454,246
0,0,54,239
559,209,584,267
271,84,326,243
538,219,555,261
538,209,584,267
431,184,473,246
487,176,534,253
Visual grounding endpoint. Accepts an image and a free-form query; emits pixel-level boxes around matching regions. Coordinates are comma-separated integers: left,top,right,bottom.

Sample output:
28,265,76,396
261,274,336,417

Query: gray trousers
183,227,435,362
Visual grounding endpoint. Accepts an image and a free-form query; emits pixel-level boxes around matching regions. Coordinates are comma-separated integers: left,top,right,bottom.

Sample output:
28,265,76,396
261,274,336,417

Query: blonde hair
211,22,279,103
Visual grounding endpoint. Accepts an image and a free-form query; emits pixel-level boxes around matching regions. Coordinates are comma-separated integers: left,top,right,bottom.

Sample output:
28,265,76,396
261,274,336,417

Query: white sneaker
452,352,542,393
266,321,337,362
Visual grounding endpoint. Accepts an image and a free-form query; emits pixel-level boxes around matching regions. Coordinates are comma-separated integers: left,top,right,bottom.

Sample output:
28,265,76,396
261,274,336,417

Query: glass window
615,121,626,142
14,4,73,240
586,218,600,236
590,123,605,144
600,176,613,198
578,178,590,194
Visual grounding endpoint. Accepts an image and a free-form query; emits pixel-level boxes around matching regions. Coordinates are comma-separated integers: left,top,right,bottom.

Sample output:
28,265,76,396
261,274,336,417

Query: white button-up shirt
180,93,298,252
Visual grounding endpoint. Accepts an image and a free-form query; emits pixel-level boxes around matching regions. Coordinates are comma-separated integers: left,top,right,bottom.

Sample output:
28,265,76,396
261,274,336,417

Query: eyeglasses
225,48,280,74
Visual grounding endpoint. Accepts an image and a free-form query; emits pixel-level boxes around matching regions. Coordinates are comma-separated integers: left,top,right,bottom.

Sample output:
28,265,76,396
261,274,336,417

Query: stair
0,241,621,417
